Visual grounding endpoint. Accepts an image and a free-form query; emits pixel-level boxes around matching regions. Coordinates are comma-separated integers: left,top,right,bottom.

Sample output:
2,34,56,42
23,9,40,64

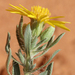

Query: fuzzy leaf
31,39,47,58
32,49,60,72
36,44,47,52
50,33,65,47
31,37,38,49
6,49,11,75
16,25,25,51
5,32,11,53
46,36,55,47
40,26,55,42
12,60,20,75
46,62,54,75
48,49,60,63
33,46,51,60
19,16,24,39
34,33,63,59
33,39,46,51
12,56,22,66
33,44,52,60
18,49,25,64
39,71,48,75
24,24,31,56
31,21,44,37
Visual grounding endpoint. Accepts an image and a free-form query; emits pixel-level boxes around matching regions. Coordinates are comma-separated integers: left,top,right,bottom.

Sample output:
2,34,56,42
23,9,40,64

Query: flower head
7,4,70,31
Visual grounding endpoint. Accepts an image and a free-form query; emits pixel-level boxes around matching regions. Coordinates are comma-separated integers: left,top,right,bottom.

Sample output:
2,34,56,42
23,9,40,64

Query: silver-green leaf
50,33,65,47
19,16,24,39
12,60,20,75
39,71,48,75
5,32,11,53
24,24,31,56
32,49,60,72
46,36,55,47
35,44,47,52
18,49,25,65
40,26,55,42
31,37,38,49
33,39,46,51
46,62,54,75
6,49,11,75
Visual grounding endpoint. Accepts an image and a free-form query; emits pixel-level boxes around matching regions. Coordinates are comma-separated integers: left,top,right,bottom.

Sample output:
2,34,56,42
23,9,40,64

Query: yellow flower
7,4,70,31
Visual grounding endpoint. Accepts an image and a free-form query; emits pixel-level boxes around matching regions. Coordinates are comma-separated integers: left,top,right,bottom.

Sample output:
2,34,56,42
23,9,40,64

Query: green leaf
6,49,11,75
12,60,20,75
19,16,24,39
32,49,60,72
48,49,60,63
12,56,22,66
31,37,38,49
50,33,65,47
33,43,53,60
31,39,47,58
5,32,11,53
16,25,25,51
40,26,55,42
36,44,47,52
31,21,44,37
46,36,55,47
33,39,46,51
32,46,50,60
24,24,31,56
39,71,48,75
18,49,25,65
46,62,54,75
33,33,63,59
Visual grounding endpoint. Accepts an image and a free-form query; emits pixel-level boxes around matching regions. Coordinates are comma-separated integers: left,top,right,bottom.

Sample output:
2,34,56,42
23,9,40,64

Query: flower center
31,6,51,21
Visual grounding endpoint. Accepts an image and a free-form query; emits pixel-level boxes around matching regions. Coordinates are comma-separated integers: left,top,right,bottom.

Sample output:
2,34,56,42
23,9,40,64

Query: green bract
40,26,55,42
31,21,44,37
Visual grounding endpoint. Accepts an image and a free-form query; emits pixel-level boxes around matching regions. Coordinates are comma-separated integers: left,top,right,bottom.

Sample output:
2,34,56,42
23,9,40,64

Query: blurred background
0,0,75,75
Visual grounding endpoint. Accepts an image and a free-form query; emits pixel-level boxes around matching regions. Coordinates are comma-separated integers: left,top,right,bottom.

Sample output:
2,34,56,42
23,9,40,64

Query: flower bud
40,26,55,42
31,21,44,37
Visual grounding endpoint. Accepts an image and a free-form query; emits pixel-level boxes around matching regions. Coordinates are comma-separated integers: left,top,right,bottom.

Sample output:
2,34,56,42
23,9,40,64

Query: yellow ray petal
38,15,47,20
49,21,70,31
27,15,36,19
9,4,28,16
10,11,26,16
61,21,71,24
45,21,55,27
9,4,22,11
46,21,70,31
49,20,68,24
53,23,70,31
56,25,70,31
49,16,64,19
40,16,49,22
19,4,35,16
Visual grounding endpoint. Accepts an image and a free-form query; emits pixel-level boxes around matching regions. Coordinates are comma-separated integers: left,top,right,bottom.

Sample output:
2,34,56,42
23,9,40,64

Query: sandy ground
0,0,75,75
